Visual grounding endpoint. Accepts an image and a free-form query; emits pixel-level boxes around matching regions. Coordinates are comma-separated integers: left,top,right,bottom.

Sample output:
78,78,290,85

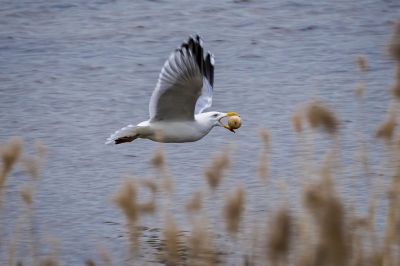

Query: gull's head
200,111,240,133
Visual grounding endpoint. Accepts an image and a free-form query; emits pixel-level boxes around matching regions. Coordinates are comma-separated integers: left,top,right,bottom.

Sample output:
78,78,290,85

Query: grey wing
149,35,215,121
195,53,214,114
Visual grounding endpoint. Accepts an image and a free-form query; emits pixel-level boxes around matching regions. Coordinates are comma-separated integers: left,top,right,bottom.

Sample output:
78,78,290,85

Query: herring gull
106,35,240,144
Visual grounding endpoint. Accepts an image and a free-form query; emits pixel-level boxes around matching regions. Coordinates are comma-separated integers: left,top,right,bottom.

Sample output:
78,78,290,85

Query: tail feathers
105,125,138,145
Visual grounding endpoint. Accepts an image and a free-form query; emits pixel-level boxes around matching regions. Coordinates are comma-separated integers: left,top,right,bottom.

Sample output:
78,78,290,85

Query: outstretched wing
149,35,215,121
195,52,214,114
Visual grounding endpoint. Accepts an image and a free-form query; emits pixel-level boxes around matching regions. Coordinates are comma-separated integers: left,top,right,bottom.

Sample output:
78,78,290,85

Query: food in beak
228,116,241,130
219,114,242,133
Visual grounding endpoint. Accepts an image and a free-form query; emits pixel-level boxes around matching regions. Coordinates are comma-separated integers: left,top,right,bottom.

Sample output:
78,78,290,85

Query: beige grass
1,21,400,266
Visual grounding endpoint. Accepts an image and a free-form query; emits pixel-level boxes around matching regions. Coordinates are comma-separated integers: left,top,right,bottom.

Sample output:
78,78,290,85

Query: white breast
144,120,212,143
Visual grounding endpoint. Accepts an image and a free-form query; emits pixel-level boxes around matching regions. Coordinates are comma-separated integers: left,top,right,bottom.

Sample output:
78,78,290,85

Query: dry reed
185,191,203,214
304,176,349,266
267,208,291,265
389,22,400,99
151,149,165,171
355,81,365,97
389,22,400,62
356,55,368,72
152,148,174,196
113,178,141,258
2,21,400,266
162,214,181,265
0,137,22,190
258,129,270,183
223,186,245,235
305,101,339,134
291,112,303,133
204,151,230,191
20,186,33,206
187,218,216,266
376,104,397,141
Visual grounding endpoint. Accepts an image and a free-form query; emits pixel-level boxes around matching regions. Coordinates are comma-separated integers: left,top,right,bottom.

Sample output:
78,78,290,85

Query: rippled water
1,0,399,264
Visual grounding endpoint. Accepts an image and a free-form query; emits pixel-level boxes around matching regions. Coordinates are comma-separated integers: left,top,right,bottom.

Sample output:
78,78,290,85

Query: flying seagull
106,35,239,144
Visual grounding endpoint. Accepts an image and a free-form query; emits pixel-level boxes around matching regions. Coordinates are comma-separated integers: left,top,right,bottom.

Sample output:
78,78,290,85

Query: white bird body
106,112,221,144
106,35,238,145
147,115,215,142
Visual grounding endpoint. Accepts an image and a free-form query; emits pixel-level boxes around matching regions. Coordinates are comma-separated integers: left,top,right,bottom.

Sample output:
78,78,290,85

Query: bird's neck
194,114,215,133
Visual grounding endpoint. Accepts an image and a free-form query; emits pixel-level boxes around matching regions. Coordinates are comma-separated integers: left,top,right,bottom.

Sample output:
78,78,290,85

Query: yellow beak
226,112,239,117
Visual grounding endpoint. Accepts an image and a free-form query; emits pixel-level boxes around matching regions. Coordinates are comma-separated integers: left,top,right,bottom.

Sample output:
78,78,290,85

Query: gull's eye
212,114,218,118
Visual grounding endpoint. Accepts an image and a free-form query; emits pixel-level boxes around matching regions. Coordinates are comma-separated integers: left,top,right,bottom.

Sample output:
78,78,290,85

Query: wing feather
149,35,215,121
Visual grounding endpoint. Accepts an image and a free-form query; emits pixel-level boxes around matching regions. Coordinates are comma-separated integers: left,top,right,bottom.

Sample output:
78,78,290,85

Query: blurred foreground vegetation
1,22,400,266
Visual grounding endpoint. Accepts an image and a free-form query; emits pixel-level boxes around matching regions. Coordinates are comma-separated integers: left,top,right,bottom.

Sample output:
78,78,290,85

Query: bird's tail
105,125,139,145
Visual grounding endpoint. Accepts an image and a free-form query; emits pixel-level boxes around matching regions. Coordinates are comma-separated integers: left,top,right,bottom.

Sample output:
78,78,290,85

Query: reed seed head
304,175,349,265
185,190,203,213
23,157,40,179
187,218,216,265
151,149,165,170
392,65,400,99
389,21,400,61
39,257,59,266
258,129,270,183
1,137,23,183
376,106,397,141
113,178,138,224
356,55,368,72
259,129,270,145
267,208,292,264
140,179,158,193
223,186,245,234
355,81,365,97
205,152,230,191
20,185,33,206
291,111,303,133
163,214,181,265
138,200,156,215
85,259,95,266
306,101,339,134
392,80,400,100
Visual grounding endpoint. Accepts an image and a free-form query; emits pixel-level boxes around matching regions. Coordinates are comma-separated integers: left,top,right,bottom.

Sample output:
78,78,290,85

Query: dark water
1,0,399,264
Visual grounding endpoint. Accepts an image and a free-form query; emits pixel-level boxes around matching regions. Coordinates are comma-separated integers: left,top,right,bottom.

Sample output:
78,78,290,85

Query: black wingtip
195,34,201,43
114,135,138,144
179,35,214,87
205,53,214,87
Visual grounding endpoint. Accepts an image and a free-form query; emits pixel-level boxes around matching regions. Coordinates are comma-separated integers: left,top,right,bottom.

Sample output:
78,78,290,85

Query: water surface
0,0,399,264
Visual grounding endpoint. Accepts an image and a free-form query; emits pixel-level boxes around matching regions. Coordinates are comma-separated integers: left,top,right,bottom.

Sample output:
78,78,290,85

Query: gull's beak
218,112,239,133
